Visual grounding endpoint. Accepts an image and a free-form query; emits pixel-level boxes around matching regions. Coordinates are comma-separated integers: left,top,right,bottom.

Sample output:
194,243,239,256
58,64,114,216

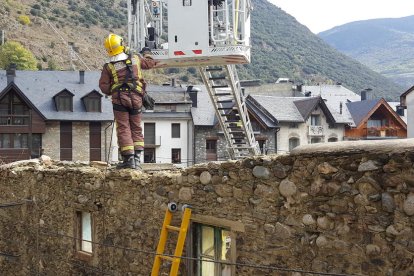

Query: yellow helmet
104,33,125,56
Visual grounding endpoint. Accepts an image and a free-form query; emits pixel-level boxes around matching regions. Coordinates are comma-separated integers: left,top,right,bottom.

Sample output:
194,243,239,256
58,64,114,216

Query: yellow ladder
151,203,192,276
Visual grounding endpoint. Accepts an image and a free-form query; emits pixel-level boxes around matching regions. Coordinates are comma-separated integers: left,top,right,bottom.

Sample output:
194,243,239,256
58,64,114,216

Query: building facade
401,86,414,138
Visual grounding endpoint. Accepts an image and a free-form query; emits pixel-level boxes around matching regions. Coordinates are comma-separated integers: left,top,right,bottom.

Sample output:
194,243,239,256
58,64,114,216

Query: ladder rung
166,225,181,232
217,100,234,103
212,85,229,89
221,113,239,117
218,107,233,110
206,67,223,72
215,93,232,96
160,255,175,262
209,76,226,80
225,120,240,123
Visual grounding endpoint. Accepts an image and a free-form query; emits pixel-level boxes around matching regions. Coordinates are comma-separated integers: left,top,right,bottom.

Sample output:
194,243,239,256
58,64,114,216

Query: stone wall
1,139,414,275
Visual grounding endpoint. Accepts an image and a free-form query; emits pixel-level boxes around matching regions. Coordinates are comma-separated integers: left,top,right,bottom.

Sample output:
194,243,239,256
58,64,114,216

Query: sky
268,0,414,33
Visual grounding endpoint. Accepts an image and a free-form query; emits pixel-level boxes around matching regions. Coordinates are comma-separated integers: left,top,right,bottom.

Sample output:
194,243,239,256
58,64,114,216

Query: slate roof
0,70,113,121
346,99,381,126
190,85,217,126
301,84,359,125
248,96,304,122
347,99,407,128
0,70,190,122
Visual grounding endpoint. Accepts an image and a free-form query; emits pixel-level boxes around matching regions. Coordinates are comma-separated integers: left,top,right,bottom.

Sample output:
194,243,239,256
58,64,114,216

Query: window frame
172,148,181,164
187,215,244,276
288,137,300,151
75,211,94,261
171,123,181,138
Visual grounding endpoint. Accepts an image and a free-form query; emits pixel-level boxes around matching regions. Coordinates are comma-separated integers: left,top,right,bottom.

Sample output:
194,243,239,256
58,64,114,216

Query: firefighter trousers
112,90,144,156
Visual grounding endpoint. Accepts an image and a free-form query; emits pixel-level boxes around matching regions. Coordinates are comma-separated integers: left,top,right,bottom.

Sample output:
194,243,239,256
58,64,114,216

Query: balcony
0,115,30,125
308,125,324,137
366,127,398,139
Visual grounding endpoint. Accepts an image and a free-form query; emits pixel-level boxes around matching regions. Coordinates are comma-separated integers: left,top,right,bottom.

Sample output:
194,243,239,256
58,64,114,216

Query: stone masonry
1,139,414,275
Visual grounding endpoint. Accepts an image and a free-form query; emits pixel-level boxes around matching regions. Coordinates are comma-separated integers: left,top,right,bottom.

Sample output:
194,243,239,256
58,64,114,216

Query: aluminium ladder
151,204,192,276
199,64,260,159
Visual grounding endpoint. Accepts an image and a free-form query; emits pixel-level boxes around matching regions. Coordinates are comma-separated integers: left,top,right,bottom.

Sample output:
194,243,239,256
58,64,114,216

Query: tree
0,41,38,70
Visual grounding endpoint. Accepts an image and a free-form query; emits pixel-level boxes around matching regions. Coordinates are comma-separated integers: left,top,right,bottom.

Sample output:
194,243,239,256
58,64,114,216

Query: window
206,139,217,161
172,148,181,164
144,148,156,163
31,134,42,158
193,223,233,276
54,90,74,112
84,97,101,112
0,92,29,125
90,122,101,161
60,122,72,161
0,133,30,149
311,137,322,144
328,137,338,142
144,123,156,145
367,119,382,128
311,115,321,126
183,0,192,6
0,134,10,148
289,123,299,128
82,91,102,112
288,137,300,151
76,211,93,254
57,96,73,111
257,139,267,154
13,133,28,148
172,123,180,138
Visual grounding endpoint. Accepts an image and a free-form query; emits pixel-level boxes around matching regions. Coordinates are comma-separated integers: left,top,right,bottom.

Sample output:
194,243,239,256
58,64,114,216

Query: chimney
361,88,372,101
79,70,85,84
6,64,16,85
187,85,200,108
396,105,405,116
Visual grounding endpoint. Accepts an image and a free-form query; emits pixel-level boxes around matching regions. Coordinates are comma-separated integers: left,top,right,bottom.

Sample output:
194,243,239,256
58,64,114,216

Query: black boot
116,155,136,169
134,150,142,170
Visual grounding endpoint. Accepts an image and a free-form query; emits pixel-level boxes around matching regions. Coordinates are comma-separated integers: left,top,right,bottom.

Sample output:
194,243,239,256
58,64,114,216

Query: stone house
345,98,407,140
246,95,349,153
0,69,194,166
191,85,278,163
0,69,113,163
141,84,194,167
400,86,414,138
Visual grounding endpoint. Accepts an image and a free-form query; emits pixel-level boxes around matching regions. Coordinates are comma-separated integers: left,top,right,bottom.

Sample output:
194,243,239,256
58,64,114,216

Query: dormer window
53,90,74,112
82,91,102,112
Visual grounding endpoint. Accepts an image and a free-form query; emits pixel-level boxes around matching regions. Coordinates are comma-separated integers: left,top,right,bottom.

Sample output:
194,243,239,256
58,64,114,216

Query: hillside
0,0,404,99
319,15,414,90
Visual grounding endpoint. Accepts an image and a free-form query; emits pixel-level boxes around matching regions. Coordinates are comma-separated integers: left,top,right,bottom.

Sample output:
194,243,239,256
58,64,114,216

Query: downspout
104,122,113,162
275,127,280,154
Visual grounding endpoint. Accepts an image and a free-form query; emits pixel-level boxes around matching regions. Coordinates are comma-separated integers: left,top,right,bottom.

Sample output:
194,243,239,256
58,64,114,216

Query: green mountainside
0,0,404,99
319,16,414,91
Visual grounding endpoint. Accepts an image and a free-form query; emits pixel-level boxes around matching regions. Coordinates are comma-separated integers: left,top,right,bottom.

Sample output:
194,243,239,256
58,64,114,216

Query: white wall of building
407,92,414,138
142,118,192,168
276,107,345,153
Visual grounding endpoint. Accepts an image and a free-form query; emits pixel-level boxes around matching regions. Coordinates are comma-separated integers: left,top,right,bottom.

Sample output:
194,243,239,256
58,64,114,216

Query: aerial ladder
127,0,260,160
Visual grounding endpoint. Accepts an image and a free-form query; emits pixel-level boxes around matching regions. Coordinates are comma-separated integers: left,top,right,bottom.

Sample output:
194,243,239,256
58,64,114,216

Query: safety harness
107,54,145,115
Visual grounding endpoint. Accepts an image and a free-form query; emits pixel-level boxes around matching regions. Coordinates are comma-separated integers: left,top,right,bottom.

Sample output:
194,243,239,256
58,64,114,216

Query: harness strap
107,55,144,93
113,104,142,115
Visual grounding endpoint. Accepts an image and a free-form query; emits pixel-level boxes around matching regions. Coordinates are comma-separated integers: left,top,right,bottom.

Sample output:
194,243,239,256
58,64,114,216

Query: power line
38,228,360,276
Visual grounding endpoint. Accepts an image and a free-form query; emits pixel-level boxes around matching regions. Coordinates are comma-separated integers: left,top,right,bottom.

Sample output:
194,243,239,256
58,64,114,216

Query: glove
143,93,155,110
140,47,152,56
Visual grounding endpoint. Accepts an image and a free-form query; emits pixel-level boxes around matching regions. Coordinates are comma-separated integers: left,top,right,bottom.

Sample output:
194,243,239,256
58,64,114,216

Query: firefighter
99,33,157,169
